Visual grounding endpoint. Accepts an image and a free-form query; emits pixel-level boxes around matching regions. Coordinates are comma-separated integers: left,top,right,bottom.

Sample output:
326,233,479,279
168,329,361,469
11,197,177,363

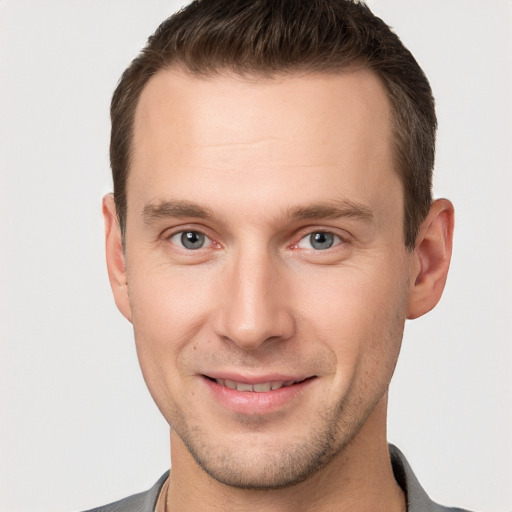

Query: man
92,0,462,510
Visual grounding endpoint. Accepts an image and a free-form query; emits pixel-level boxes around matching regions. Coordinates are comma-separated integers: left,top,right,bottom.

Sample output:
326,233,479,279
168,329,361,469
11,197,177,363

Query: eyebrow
142,198,373,224
142,200,214,224
287,201,373,222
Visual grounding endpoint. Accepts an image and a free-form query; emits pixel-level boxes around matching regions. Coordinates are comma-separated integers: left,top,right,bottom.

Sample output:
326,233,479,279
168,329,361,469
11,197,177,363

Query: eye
170,230,211,250
297,231,342,250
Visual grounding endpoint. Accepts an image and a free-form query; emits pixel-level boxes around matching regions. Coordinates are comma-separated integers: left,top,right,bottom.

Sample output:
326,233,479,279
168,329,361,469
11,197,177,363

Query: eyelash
167,230,217,251
164,228,347,252
294,231,344,251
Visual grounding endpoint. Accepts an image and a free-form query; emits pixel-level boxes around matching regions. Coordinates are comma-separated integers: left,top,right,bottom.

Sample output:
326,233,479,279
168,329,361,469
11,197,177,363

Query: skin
104,68,454,512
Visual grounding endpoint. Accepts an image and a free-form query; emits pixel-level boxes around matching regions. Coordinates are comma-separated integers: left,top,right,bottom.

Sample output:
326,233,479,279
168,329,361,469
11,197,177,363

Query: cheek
296,264,408,375
128,263,213,341
125,265,215,403
126,269,212,422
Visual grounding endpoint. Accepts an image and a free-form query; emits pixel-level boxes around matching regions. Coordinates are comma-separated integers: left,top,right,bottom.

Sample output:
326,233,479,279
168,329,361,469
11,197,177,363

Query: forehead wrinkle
196,137,282,150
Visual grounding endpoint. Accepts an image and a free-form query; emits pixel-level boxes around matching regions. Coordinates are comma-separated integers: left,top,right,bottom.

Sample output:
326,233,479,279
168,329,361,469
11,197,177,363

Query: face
108,68,419,489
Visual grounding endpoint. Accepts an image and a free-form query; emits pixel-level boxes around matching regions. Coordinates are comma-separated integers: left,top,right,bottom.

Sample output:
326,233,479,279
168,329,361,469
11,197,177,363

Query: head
110,0,437,251
104,0,453,494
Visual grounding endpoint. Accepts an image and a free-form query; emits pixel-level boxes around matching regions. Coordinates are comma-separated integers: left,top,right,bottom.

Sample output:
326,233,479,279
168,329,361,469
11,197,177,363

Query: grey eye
309,232,335,250
171,231,208,250
297,231,341,250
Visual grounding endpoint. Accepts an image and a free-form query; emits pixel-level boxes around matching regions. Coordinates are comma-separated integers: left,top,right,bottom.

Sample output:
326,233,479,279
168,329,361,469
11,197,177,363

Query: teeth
224,379,237,390
236,382,254,392
253,382,272,392
214,378,297,392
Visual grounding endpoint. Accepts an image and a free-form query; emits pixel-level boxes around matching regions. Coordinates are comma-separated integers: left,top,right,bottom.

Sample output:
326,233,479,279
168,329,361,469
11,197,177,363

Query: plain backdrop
1,1,511,511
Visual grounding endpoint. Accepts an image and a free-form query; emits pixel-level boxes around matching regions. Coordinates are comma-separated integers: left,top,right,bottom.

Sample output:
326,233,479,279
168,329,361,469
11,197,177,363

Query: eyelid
161,225,221,250
296,231,342,250
169,231,212,249
290,226,350,249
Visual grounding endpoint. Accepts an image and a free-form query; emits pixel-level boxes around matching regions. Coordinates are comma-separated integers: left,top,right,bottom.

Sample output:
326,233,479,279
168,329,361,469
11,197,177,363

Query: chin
176,419,351,490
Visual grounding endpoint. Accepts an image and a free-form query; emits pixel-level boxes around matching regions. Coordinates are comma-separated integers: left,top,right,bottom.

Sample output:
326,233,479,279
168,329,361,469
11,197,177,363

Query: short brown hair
110,0,436,249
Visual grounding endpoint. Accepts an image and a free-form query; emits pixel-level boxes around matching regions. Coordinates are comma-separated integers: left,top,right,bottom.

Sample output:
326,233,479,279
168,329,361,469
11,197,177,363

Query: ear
407,198,454,319
103,194,132,322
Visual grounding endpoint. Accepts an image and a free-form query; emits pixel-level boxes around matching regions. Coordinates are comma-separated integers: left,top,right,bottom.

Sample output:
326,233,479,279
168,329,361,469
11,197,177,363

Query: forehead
132,67,392,158
128,67,399,223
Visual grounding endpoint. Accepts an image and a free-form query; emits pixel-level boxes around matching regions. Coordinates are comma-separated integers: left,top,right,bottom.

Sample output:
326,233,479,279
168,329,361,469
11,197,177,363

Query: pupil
181,231,204,249
311,232,334,250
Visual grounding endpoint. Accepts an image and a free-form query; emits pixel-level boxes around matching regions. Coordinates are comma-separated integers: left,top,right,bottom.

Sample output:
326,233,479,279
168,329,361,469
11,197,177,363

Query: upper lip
202,372,314,385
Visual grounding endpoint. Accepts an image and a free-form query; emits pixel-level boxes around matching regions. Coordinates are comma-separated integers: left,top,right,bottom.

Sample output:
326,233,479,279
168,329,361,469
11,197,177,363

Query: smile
203,375,316,414
214,378,299,392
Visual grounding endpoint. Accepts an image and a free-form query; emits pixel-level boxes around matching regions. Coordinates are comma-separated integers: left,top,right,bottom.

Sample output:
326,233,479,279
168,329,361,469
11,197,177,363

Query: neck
165,396,405,512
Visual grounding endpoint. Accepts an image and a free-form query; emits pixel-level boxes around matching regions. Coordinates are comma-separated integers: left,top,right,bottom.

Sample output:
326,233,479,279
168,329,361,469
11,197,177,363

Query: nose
214,248,295,351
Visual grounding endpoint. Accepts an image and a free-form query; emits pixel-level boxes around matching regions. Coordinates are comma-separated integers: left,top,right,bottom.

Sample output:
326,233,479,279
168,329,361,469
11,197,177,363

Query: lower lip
203,377,315,415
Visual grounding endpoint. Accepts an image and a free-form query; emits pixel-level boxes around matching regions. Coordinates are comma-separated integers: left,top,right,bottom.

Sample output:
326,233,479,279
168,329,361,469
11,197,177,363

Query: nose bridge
216,243,294,350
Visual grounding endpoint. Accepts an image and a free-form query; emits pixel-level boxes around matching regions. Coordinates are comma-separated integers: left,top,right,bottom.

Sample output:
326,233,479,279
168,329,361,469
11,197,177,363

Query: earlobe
407,199,454,319
103,194,132,322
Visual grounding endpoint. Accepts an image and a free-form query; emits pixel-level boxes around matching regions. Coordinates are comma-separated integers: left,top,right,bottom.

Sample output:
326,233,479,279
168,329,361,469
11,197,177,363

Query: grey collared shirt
389,445,473,512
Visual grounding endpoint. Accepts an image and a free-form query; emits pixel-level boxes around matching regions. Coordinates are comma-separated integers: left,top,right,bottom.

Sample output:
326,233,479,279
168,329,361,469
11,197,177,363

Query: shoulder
80,472,169,512
389,445,476,512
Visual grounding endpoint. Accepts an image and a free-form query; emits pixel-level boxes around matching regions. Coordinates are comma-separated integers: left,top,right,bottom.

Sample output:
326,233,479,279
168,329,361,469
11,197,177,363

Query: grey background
1,1,511,511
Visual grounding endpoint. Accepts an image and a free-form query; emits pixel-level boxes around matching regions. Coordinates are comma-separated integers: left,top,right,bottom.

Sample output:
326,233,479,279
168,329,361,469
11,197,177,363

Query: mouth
204,376,314,392
202,374,317,414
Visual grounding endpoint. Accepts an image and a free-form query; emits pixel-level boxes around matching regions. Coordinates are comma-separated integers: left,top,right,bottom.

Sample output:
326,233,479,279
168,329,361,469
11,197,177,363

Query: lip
203,371,310,385
201,373,316,415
